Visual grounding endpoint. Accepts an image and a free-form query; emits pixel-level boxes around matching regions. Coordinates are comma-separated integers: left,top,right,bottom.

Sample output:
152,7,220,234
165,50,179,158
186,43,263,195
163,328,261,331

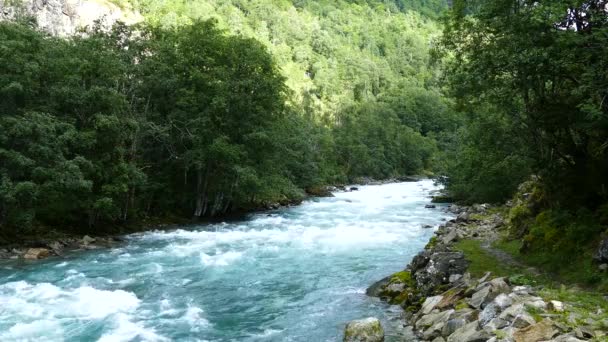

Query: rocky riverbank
345,205,608,342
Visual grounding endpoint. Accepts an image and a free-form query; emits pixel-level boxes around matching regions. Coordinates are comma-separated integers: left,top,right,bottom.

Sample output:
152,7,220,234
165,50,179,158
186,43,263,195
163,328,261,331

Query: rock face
0,0,142,36
343,317,384,342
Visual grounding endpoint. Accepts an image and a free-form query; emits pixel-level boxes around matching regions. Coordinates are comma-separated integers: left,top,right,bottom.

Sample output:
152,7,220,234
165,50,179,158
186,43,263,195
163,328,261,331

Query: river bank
350,204,608,341
0,177,428,261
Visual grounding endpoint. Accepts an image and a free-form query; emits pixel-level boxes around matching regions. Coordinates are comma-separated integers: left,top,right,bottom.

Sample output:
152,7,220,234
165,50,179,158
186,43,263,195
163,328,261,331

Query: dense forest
0,0,456,238
437,0,608,281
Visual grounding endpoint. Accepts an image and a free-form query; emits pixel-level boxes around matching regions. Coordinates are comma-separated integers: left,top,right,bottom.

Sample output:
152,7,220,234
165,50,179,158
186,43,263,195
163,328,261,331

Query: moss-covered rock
343,317,384,342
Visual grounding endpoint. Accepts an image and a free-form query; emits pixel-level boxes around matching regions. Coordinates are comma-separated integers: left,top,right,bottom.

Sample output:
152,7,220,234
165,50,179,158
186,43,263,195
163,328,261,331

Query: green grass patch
454,239,522,278
493,238,608,291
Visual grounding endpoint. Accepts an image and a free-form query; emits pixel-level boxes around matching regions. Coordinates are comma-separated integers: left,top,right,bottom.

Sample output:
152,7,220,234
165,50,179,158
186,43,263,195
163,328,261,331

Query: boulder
82,235,96,245
478,303,499,327
421,295,444,315
513,319,558,342
366,275,392,297
426,204,437,209
23,248,50,260
447,321,491,342
442,318,466,337
511,313,536,328
343,317,384,342
437,288,465,310
548,300,564,312
416,310,454,330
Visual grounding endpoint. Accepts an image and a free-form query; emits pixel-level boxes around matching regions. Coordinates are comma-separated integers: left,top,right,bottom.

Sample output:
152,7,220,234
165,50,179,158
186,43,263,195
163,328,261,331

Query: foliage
0,0,457,235
439,0,608,208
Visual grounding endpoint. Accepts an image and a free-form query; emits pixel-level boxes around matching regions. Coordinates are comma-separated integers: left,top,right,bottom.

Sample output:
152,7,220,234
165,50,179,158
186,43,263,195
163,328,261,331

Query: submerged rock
343,317,384,342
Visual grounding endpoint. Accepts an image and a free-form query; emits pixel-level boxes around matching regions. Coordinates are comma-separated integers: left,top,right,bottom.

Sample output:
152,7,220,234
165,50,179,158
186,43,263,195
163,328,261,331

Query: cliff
0,0,141,36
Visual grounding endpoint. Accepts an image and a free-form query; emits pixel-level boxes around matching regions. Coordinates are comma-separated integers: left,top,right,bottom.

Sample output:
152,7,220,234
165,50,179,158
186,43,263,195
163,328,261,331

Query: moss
525,306,544,322
454,299,469,310
425,236,438,249
390,291,409,305
390,271,414,287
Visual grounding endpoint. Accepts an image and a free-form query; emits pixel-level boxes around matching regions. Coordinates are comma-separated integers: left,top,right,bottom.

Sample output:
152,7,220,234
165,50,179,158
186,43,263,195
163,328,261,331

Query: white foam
98,313,168,342
200,251,243,267
183,306,211,332
0,281,143,340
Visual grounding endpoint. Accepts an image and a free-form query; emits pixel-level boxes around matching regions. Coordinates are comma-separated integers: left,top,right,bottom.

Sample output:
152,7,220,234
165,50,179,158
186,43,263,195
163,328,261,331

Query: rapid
0,180,452,341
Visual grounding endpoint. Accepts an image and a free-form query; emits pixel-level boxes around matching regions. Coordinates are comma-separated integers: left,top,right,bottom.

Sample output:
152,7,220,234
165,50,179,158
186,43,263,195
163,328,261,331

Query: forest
0,0,456,238
1,0,607,275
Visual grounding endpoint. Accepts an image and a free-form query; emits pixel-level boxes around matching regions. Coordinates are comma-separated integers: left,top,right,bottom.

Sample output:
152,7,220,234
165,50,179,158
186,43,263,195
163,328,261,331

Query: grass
493,238,608,292
456,237,608,336
454,239,523,278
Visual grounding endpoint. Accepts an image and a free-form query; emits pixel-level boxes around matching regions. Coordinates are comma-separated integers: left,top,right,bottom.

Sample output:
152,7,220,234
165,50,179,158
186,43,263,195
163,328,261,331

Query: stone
416,310,454,330
493,293,513,310
594,239,608,263
343,317,384,342
574,326,594,339
484,318,508,331
423,321,446,340
552,335,585,342
385,283,405,294
442,318,466,337
82,235,96,245
468,286,491,309
513,319,558,342
449,274,463,283
479,303,500,327
456,212,470,222
366,275,392,297
442,230,459,244
421,296,444,315
548,300,564,312
599,264,608,272
437,288,465,309
432,337,446,342
499,303,525,321
447,321,491,342
23,248,50,260
512,313,536,328
426,204,437,209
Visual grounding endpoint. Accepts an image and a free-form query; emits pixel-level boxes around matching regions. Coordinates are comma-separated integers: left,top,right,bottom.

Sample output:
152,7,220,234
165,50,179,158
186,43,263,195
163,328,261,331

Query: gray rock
421,295,444,315
82,235,96,245
468,286,491,309
366,275,392,297
442,318,466,337
442,230,459,244
385,283,405,294
499,303,525,321
574,326,595,339
343,317,384,342
447,321,491,342
449,274,463,283
432,337,446,342
594,239,608,263
599,264,608,272
416,310,454,330
552,335,585,342
484,318,508,331
493,293,513,310
479,303,499,327
512,313,536,328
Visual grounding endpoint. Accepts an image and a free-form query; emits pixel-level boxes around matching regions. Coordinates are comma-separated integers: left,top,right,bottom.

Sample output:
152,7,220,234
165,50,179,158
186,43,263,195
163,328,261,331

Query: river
0,180,452,341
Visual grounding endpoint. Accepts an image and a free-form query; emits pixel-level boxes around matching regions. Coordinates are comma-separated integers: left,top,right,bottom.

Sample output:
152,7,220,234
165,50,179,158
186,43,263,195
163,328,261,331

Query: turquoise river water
0,180,451,341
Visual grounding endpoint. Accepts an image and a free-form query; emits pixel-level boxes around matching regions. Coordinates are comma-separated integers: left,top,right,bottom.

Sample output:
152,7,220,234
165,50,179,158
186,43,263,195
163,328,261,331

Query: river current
0,180,451,341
